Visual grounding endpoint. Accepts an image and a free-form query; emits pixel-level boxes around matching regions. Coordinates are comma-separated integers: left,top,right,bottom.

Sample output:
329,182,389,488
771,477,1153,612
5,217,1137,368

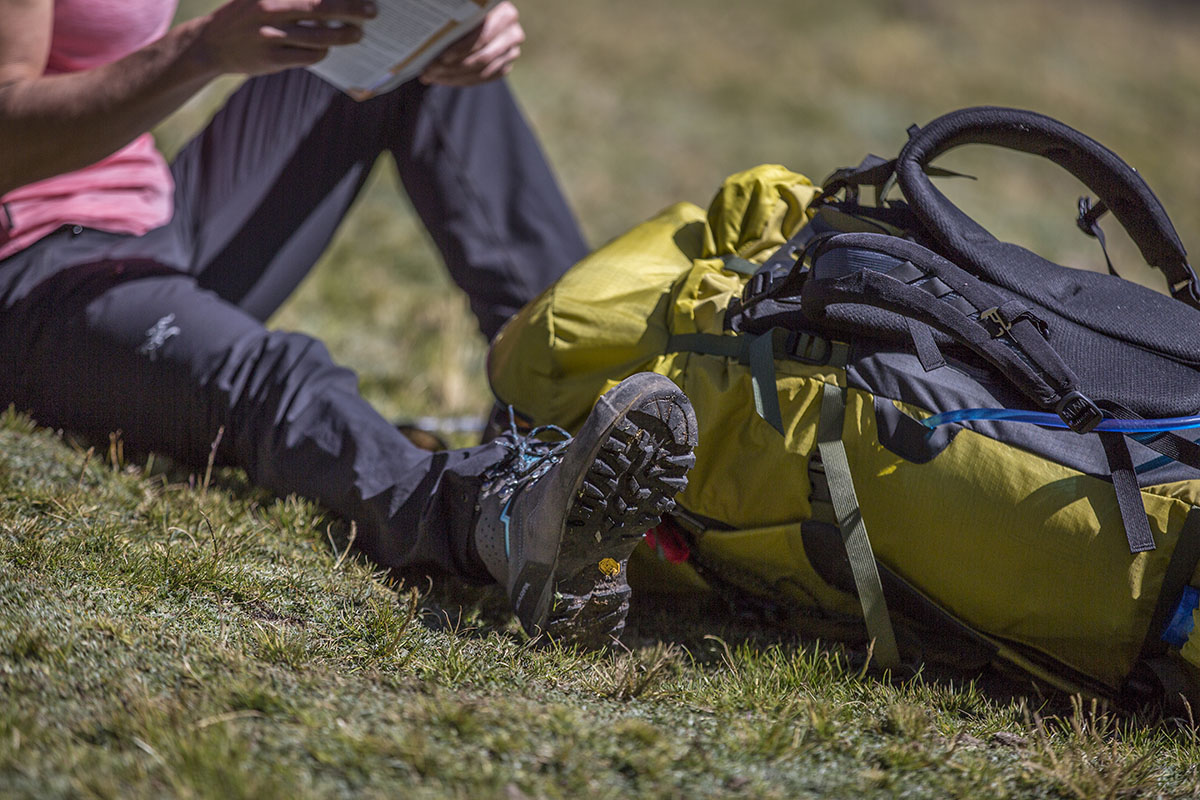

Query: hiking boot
472,372,698,648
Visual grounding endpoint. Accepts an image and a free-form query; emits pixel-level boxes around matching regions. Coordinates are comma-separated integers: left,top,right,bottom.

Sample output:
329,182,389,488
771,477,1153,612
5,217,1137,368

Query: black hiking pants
0,69,588,579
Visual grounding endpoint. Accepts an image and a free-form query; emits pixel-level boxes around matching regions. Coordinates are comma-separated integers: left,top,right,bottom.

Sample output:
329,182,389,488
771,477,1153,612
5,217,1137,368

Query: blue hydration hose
920,408,1200,434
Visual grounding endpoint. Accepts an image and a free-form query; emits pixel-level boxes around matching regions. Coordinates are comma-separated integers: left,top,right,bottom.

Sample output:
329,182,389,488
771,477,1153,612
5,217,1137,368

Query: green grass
3,408,1200,796
7,0,1200,796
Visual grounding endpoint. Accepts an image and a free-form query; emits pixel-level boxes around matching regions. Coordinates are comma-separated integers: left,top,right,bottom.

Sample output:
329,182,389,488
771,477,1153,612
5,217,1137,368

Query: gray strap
667,332,746,360
816,381,902,670
722,255,761,276
667,332,784,434
748,332,784,434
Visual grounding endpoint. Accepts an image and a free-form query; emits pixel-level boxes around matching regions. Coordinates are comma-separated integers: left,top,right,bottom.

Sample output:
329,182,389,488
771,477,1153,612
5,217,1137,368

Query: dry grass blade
1022,696,1159,800
595,643,682,701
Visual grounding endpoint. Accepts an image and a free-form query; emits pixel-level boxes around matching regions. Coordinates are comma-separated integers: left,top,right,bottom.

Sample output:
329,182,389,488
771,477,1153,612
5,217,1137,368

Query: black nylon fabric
803,233,1087,409
810,266,1200,419
803,233,1200,418
807,266,1067,408
734,258,1200,419
890,107,1200,385
899,202,1200,369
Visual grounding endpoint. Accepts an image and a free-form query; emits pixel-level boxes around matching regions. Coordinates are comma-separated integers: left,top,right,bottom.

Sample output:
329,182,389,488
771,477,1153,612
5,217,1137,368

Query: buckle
978,305,1049,339
1055,391,1104,434
978,306,1010,337
786,331,831,365
1076,196,1108,237
741,271,774,303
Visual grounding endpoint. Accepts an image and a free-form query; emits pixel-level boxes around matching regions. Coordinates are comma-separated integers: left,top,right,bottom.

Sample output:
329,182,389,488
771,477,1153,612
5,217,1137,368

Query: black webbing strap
816,381,902,670
1103,403,1200,472
904,318,946,372
821,153,975,206
1098,432,1156,553
1135,432,1200,472
1097,404,1200,555
732,225,822,315
822,154,898,203
1077,196,1119,278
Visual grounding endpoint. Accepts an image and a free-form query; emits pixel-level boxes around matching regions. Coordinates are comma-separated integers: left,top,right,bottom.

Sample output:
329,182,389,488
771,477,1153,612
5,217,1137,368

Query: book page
308,0,497,101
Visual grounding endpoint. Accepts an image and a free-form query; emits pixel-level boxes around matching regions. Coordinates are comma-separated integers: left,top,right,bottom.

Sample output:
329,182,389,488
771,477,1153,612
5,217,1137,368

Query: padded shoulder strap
802,232,1103,432
895,106,1200,308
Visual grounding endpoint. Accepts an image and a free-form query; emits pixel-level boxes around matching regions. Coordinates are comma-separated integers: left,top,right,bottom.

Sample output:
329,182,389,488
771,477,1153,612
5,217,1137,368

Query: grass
6,0,1200,796
3,412,1200,798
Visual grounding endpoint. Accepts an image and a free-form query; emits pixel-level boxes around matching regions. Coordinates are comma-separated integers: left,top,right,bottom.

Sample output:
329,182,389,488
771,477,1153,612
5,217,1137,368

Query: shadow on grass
392,564,1084,716
622,589,1074,711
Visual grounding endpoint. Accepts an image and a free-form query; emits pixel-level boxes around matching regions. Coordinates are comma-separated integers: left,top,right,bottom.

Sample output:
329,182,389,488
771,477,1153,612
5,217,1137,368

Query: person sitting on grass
0,0,698,647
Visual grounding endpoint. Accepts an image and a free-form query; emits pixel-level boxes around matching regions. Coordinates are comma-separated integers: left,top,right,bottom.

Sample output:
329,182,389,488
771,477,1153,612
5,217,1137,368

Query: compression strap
816,381,902,671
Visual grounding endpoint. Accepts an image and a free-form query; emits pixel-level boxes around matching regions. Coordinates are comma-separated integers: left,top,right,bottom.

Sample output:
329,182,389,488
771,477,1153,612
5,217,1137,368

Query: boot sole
541,378,697,648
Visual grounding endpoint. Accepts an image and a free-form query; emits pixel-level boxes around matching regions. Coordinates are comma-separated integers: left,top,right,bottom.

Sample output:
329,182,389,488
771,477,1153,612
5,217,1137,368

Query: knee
214,329,359,415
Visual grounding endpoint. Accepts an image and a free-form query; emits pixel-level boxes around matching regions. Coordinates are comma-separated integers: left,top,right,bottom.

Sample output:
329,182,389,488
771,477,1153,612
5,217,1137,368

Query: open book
307,0,499,101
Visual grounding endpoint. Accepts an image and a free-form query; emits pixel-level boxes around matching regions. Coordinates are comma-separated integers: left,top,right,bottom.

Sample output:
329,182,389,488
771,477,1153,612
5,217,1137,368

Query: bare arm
0,0,376,195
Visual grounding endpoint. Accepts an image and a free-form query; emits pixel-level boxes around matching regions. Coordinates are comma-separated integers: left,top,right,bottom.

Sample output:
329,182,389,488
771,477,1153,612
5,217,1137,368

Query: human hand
196,0,377,76
420,1,524,86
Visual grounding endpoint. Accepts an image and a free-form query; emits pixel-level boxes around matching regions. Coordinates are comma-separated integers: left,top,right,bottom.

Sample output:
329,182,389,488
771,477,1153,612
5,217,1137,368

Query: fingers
261,0,377,24
262,20,364,49
203,0,380,74
264,43,331,67
263,0,375,48
421,1,524,86
253,0,375,69
421,45,519,85
436,1,518,63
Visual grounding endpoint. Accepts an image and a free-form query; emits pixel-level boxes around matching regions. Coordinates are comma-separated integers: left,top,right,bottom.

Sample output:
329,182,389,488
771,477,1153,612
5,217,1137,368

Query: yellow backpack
488,108,1200,709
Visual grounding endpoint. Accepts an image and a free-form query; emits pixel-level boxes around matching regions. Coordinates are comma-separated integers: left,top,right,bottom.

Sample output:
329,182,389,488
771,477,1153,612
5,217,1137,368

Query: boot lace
482,406,572,501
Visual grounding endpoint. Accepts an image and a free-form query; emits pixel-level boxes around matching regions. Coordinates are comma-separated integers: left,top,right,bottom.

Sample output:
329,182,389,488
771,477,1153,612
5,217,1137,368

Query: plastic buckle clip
978,306,1010,338
741,271,774,303
786,331,831,365
1055,391,1104,434
979,305,1049,339
1076,196,1108,238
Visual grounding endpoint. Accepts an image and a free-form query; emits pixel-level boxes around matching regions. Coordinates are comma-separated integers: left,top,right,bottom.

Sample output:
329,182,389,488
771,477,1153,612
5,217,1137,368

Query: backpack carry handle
894,106,1200,308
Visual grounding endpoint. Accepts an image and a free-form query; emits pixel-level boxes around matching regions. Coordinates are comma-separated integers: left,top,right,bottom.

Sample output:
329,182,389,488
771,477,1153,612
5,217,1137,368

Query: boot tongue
480,426,572,496
471,427,573,588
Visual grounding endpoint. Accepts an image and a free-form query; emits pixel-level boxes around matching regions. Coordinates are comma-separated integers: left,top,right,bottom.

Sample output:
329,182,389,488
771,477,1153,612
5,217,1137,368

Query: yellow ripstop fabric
488,163,1200,690
840,390,1191,687
489,201,706,432
488,164,820,429
702,164,821,261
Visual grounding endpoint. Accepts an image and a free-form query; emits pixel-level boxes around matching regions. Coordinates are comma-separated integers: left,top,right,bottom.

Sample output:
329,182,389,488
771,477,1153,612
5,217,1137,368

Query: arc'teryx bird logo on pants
137,313,181,361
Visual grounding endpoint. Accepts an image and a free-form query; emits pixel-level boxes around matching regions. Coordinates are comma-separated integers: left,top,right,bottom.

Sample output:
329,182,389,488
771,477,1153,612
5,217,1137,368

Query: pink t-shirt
0,0,179,261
